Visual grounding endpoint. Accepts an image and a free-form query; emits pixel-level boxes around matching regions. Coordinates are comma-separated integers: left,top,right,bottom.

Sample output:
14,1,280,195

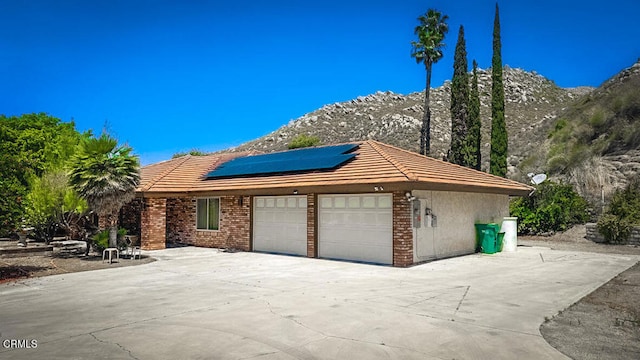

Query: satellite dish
531,173,547,185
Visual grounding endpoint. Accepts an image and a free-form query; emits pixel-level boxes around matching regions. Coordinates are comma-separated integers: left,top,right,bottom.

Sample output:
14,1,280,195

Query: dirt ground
520,225,640,360
0,246,155,284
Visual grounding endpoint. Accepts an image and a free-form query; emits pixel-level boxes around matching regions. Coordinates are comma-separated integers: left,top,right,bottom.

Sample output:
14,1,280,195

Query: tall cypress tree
449,25,469,166
490,3,507,177
467,60,481,170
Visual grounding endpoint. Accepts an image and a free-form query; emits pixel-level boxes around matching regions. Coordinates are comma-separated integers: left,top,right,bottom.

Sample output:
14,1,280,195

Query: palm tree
69,133,140,249
411,9,449,156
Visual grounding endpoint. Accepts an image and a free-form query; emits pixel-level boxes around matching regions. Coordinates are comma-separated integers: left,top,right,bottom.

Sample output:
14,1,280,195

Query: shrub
288,134,320,149
597,179,640,243
608,179,640,223
510,181,589,234
597,215,631,244
92,230,109,253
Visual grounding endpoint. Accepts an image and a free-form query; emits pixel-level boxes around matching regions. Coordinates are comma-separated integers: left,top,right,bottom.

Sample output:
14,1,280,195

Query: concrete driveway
1,246,637,360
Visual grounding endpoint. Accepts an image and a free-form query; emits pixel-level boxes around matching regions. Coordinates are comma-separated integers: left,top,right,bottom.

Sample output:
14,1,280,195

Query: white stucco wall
412,190,510,262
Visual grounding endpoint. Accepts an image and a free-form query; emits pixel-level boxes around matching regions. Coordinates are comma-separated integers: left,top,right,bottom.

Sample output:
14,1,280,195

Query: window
196,198,220,230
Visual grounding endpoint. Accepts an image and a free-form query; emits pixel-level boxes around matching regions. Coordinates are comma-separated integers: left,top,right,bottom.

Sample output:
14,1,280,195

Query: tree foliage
465,60,482,170
509,181,589,234
25,171,87,243
172,149,208,158
449,25,470,166
411,9,449,156
69,133,140,248
288,134,320,149
490,3,508,177
0,114,85,236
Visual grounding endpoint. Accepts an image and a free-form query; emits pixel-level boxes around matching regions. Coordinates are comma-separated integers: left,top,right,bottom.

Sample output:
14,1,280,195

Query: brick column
393,191,413,267
307,194,316,258
225,195,251,251
141,197,167,250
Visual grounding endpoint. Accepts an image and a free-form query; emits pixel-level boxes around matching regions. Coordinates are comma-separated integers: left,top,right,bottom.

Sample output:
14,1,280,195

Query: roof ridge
139,155,193,192
366,140,416,181
371,140,534,189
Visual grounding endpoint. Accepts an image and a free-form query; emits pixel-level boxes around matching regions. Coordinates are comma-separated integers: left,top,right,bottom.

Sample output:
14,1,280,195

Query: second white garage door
253,196,307,256
318,194,393,265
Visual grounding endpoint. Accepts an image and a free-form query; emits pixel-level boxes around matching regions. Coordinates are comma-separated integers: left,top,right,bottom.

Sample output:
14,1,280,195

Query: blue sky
1,0,639,165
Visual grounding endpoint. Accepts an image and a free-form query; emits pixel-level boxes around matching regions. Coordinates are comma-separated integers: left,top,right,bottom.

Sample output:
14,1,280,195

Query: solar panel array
205,143,359,179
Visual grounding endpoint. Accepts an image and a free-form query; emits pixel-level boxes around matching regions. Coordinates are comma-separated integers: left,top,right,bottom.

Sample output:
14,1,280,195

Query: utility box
411,199,421,228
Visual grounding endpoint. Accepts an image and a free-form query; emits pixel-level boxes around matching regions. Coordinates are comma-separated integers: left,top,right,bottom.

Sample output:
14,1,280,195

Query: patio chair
125,236,141,260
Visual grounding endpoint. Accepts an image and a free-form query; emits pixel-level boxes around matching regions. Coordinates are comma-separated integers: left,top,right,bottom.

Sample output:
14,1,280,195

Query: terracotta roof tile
138,140,533,196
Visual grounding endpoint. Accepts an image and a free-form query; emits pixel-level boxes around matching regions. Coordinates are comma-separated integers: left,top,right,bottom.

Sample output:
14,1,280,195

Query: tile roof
138,140,533,196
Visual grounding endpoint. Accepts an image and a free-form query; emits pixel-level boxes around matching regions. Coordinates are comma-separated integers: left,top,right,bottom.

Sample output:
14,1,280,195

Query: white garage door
318,194,393,264
253,196,307,256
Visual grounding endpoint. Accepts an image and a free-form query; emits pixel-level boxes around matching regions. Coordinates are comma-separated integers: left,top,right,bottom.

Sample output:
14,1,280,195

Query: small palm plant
69,133,140,249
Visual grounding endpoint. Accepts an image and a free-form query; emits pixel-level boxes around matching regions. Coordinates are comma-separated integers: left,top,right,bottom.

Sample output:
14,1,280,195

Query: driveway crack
454,285,470,315
264,300,447,360
89,332,139,360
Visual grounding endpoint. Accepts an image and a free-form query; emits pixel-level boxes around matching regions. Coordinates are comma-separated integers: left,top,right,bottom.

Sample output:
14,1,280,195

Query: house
122,140,533,267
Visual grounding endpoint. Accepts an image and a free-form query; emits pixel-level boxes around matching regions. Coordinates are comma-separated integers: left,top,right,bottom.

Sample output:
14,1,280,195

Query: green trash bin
474,223,501,252
497,232,505,252
480,229,498,254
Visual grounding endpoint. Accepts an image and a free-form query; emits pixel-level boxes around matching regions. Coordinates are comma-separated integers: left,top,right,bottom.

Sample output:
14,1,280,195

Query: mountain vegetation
232,66,592,178
522,60,640,207
288,134,320,149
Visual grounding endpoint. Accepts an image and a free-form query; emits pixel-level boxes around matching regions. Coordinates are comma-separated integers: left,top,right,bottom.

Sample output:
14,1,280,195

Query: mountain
231,66,592,179
527,59,640,205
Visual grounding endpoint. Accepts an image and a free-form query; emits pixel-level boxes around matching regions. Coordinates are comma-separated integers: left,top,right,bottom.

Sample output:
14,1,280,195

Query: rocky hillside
231,66,592,179
529,59,640,206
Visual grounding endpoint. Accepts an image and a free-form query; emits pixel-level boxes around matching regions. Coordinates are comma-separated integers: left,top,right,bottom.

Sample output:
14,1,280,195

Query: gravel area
521,225,640,360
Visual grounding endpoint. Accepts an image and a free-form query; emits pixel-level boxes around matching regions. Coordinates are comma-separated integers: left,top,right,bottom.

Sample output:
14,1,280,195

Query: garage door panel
253,196,307,256
319,194,393,265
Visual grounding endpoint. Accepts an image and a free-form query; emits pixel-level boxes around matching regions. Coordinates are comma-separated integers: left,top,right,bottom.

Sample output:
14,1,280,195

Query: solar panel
206,143,359,179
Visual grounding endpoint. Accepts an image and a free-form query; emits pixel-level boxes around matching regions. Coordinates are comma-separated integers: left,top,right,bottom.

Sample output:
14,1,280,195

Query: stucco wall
412,190,510,262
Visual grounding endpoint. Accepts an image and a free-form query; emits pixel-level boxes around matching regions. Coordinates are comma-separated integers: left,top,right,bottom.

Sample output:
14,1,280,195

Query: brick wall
586,222,640,245
393,191,413,267
140,198,166,250
193,195,251,251
119,198,142,238
166,197,196,245
307,194,316,258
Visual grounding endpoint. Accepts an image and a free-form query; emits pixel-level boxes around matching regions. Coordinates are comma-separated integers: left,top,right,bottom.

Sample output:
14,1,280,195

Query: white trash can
501,217,518,252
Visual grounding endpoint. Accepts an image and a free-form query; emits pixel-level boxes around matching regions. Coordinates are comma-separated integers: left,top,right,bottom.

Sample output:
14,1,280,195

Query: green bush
510,181,589,234
92,230,109,253
596,179,640,243
597,214,631,244
288,134,320,149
